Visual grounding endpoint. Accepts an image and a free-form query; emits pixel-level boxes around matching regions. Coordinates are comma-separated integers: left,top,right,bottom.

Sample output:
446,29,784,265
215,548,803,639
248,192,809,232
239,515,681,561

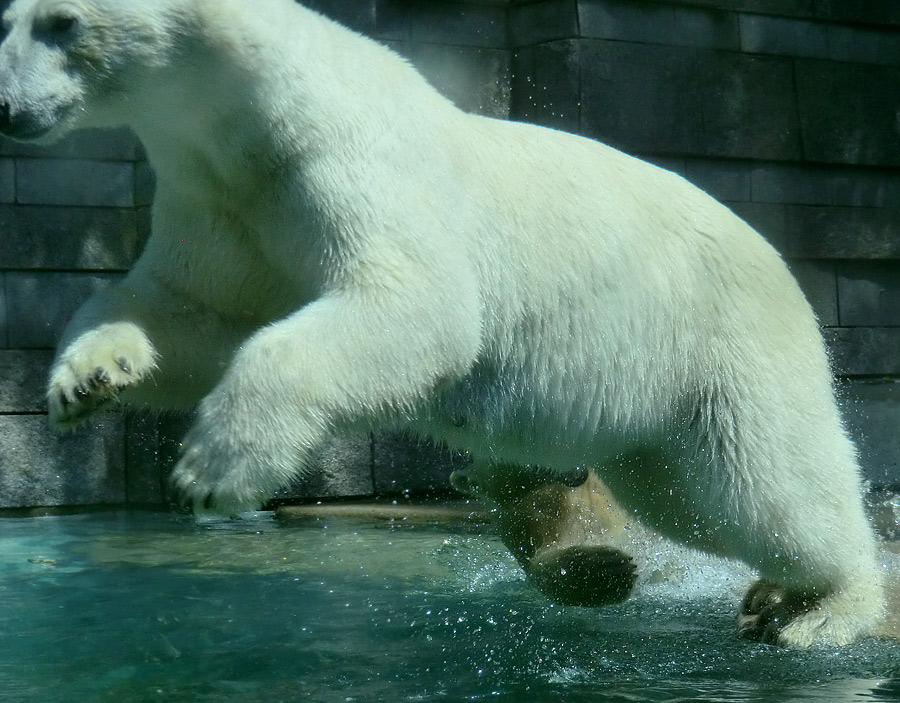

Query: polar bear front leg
169,291,481,513
48,322,158,428
169,384,320,512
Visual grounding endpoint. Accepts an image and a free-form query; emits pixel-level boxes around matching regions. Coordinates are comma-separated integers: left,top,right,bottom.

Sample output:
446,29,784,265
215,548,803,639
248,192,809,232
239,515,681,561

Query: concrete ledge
275,499,486,524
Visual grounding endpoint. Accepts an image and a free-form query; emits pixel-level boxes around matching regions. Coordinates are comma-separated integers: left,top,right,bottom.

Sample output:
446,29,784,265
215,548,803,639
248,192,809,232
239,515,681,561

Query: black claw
203,493,215,511
116,357,131,374
74,385,89,399
94,367,111,385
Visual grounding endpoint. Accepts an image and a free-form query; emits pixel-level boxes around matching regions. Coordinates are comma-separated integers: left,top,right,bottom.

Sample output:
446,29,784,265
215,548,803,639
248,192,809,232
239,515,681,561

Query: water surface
0,510,897,702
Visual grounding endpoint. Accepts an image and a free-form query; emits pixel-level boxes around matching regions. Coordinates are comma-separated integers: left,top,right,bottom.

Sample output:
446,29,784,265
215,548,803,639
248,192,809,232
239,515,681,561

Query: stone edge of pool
274,500,488,525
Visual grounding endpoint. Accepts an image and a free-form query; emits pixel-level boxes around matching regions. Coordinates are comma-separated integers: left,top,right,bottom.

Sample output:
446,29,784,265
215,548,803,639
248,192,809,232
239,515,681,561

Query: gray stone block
0,158,13,204
749,164,834,206
814,0,900,27
641,155,687,178
827,24,900,67
0,414,126,508
512,40,581,133
684,159,751,202
125,412,165,505
578,0,677,44
826,327,900,377
593,0,812,20
735,0,814,17
274,434,375,500
0,350,52,413
149,416,374,505
374,0,411,41
578,1,739,51
511,0,578,46
0,127,142,161
16,158,137,208
125,411,198,505
0,205,145,270
373,431,469,495
787,260,838,326
0,274,7,348
5,272,121,348
153,412,194,503
411,3,507,48
831,168,900,208
410,43,511,118
137,207,152,247
582,44,799,159
725,201,788,253
739,14,828,58
302,0,377,34
672,7,739,50
135,161,156,207
840,379,900,486
837,261,900,327
796,59,900,167
784,206,900,259
697,51,801,160
580,40,702,154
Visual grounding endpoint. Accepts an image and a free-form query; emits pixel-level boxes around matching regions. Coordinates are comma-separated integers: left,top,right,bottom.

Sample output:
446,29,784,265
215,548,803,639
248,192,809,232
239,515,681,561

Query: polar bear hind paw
525,545,637,607
47,322,157,428
738,579,877,648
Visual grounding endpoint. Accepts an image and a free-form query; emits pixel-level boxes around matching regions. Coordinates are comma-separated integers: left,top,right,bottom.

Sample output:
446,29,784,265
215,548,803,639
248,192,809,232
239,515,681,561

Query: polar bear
0,0,885,646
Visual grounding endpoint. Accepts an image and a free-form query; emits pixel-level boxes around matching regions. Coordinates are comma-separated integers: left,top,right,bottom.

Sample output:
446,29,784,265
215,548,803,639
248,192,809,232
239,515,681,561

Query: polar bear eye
49,14,77,34
36,9,81,42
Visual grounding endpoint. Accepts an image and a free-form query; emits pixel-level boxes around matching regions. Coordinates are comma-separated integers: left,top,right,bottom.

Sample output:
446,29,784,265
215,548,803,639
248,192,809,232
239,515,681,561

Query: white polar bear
0,0,885,647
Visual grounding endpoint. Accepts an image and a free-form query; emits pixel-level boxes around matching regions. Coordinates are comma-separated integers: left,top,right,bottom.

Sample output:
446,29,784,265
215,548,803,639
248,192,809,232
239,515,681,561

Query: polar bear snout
0,74,76,140
0,97,57,140
0,3,88,141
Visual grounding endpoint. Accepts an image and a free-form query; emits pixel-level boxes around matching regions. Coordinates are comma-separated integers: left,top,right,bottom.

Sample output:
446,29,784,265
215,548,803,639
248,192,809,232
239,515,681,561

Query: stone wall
1,0,899,509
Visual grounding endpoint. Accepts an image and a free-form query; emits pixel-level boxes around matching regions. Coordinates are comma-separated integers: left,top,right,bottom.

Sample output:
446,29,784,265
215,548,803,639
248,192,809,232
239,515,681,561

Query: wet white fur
0,0,884,646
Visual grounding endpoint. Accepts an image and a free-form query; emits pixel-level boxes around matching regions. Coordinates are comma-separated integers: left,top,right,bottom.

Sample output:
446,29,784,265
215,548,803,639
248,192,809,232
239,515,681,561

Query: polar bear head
0,0,179,141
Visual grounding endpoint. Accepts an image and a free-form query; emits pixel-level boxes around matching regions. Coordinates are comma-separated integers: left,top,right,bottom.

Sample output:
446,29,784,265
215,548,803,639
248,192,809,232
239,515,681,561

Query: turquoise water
0,511,897,702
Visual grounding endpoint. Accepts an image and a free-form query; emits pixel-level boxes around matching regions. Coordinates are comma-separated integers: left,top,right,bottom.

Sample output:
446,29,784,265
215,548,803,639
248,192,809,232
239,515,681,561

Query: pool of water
0,509,897,702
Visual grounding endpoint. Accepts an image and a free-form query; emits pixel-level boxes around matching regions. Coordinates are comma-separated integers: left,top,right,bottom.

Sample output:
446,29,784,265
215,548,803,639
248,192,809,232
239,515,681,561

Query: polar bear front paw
48,322,157,428
167,394,301,513
169,431,273,513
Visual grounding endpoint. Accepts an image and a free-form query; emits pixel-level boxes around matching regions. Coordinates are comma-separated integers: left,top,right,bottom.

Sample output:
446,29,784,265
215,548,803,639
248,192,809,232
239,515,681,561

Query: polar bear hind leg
451,464,638,607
